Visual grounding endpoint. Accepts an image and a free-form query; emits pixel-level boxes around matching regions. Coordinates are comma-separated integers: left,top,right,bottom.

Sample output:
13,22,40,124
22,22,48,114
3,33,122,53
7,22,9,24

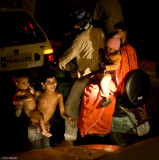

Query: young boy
36,71,74,133
12,73,52,137
98,35,121,107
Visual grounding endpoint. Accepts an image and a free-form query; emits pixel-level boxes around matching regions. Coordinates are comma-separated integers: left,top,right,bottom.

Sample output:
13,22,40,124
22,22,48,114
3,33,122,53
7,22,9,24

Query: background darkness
34,0,155,61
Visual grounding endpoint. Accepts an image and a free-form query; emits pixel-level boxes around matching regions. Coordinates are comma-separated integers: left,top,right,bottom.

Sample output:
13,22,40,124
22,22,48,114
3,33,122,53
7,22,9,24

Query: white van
0,8,54,74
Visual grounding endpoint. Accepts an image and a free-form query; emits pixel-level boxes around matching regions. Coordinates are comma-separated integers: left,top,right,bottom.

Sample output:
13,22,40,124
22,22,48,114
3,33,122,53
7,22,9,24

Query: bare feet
15,106,22,117
42,130,52,137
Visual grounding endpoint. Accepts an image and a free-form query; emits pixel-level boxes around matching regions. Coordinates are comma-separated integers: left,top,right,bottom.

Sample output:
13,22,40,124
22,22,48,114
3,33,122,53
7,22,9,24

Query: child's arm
105,54,121,71
58,93,76,125
13,91,32,106
13,91,24,105
34,90,42,100
28,86,35,95
58,93,69,119
13,91,24,117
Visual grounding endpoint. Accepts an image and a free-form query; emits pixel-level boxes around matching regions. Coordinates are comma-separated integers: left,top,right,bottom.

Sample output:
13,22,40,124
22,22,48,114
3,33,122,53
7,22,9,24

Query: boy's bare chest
38,95,59,109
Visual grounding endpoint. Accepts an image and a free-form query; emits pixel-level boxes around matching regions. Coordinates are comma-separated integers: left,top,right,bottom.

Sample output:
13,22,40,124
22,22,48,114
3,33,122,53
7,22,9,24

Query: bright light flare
44,49,54,55
104,145,121,152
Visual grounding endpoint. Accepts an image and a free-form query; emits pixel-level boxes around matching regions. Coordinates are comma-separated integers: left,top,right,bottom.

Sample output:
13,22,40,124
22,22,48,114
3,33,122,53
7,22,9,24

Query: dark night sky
34,0,155,61
0,0,155,60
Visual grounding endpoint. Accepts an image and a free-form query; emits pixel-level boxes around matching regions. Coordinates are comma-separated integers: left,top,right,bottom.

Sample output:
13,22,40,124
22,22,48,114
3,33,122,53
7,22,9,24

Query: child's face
106,46,117,54
114,28,127,39
16,77,29,90
44,77,57,92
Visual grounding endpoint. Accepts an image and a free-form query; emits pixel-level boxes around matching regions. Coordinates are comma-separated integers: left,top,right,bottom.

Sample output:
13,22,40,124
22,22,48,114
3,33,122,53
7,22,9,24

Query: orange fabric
78,43,138,137
116,43,138,95
78,81,117,137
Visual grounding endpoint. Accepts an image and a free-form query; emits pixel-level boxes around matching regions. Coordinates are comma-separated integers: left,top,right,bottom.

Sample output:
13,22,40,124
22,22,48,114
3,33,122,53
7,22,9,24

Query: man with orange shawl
78,22,138,137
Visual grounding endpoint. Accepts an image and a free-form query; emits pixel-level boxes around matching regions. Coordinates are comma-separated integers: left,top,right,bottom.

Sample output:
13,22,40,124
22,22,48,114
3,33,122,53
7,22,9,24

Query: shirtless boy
36,71,74,133
12,73,52,137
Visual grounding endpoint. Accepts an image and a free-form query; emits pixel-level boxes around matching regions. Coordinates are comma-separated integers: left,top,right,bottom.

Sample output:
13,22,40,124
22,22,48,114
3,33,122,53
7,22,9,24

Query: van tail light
44,49,54,62
29,22,34,30
48,54,54,62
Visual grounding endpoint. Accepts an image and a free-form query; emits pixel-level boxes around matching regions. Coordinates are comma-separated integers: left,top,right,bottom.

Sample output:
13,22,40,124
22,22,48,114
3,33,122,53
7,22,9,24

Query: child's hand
19,99,26,105
61,112,76,125
103,69,107,74
13,99,25,106
29,86,35,95
67,117,76,125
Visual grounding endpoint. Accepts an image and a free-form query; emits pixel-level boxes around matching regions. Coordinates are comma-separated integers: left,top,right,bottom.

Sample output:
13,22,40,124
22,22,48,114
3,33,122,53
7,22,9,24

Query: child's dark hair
40,69,56,83
114,21,128,31
12,72,29,84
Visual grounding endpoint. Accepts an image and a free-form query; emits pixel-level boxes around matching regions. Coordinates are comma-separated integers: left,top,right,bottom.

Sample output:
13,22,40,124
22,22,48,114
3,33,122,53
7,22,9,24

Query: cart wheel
109,132,133,146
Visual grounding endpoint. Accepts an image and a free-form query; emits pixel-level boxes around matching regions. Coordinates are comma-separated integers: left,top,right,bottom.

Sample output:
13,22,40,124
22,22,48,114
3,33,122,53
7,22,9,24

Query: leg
108,80,117,92
64,78,89,142
15,105,23,117
100,74,112,107
30,110,52,137
100,73,111,98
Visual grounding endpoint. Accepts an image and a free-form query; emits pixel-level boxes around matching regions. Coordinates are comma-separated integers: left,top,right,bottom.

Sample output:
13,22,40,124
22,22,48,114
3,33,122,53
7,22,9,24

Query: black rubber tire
109,132,133,146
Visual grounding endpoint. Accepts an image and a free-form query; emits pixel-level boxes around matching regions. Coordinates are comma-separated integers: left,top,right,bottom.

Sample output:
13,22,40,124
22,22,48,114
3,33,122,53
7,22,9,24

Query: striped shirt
59,26,105,77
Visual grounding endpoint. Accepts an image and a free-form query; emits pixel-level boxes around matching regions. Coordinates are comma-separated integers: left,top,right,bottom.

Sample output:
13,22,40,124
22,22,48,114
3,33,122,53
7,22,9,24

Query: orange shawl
78,43,138,137
78,81,117,137
116,43,138,94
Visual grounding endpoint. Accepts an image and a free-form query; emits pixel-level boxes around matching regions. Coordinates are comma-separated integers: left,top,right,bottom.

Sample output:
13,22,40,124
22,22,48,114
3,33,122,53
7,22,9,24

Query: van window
0,11,46,47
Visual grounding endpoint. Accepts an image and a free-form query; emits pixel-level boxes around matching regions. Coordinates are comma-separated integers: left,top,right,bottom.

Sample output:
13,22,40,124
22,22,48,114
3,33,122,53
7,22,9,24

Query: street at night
0,0,158,159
